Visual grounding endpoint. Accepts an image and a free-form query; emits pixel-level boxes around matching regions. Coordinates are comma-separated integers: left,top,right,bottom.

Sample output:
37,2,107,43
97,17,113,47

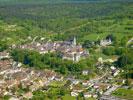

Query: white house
82,70,89,75
72,79,80,85
71,91,79,97
113,70,120,77
9,97,19,100
100,39,112,46
82,80,89,86
0,51,10,59
84,92,92,98
54,75,63,81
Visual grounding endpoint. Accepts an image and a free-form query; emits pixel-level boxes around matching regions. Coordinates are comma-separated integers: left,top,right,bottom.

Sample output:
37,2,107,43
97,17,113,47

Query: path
61,21,90,34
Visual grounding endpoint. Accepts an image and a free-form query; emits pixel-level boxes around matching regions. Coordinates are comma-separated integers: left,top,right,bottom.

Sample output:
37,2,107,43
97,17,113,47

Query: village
12,37,89,62
0,36,132,100
0,50,128,100
0,51,62,99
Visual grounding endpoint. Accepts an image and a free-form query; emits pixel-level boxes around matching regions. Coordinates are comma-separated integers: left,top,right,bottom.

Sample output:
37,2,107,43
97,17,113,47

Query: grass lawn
86,97,96,100
112,88,133,100
62,94,96,100
62,94,76,100
49,80,67,87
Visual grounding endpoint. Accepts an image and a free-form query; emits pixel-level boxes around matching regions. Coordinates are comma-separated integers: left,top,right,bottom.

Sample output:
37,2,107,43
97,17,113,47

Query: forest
0,0,133,43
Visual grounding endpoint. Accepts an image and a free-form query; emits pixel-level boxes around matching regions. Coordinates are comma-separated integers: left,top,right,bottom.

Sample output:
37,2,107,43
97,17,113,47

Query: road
61,21,90,34
100,95,126,100
103,85,120,96
100,85,124,100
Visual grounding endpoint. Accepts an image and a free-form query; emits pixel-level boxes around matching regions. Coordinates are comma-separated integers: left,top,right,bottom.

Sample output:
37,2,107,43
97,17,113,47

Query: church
61,37,89,62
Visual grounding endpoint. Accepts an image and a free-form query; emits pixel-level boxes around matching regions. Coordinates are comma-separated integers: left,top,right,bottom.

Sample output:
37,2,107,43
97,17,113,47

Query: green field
49,80,67,87
62,94,76,100
112,88,133,100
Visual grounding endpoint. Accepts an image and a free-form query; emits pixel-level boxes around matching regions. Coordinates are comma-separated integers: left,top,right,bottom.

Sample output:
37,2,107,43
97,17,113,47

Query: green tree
102,47,115,55
82,40,94,48
59,66,67,75
117,54,133,68
106,34,116,41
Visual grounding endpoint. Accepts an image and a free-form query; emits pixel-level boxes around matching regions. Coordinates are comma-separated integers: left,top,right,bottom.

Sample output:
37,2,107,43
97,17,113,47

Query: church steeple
73,36,76,46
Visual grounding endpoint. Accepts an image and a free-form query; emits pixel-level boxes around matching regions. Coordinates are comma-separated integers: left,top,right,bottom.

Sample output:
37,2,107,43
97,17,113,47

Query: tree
59,66,67,75
32,91,47,100
2,95,10,100
0,41,8,52
82,40,94,48
116,53,133,68
115,48,126,55
106,34,116,41
120,36,128,46
102,47,115,55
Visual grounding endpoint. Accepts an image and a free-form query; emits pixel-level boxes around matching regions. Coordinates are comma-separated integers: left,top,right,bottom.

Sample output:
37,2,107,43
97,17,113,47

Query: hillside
0,0,133,44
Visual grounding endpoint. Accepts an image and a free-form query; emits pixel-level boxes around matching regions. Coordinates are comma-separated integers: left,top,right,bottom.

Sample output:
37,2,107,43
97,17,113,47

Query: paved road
103,85,120,96
90,69,109,83
100,85,122,100
100,95,126,100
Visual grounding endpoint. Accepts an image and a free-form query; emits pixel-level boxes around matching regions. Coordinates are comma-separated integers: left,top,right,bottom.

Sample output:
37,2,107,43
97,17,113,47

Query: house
116,79,126,84
82,80,89,86
62,53,80,62
0,51,10,59
38,80,45,87
12,62,22,69
71,79,80,85
84,92,92,98
45,70,56,81
112,69,120,77
98,57,115,64
0,59,12,74
72,85,83,93
100,38,112,46
3,91,12,96
93,84,100,89
98,57,103,64
71,91,79,97
21,80,31,88
23,92,33,99
12,72,27,81
9,97,19,100
6,80,19,89
29,82,40,92
99,83,111,91
92,94,98,98
110,66,116,71
82,70,89,75
104,59,114,63
54,75,63,81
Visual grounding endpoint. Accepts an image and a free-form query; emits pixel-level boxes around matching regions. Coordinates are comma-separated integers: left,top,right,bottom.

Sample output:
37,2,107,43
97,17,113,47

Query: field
112,88,133,100
62,94,76,100
49,80,67,87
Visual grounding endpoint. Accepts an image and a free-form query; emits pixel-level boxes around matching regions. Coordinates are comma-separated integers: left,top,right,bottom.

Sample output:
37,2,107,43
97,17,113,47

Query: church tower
73,36,76,46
